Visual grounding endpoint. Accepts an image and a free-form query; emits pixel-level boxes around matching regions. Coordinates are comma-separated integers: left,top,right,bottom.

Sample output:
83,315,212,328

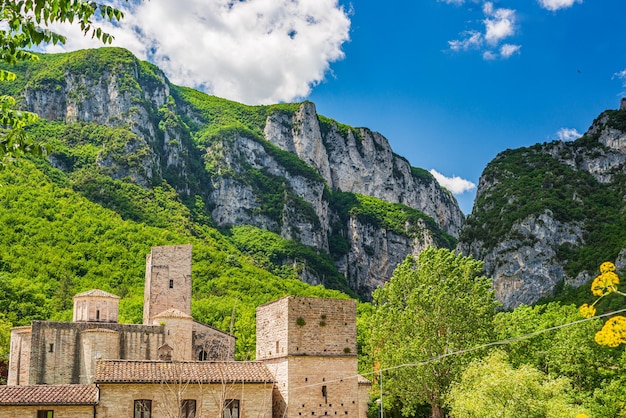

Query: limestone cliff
6,48,464,299
458,106,626,308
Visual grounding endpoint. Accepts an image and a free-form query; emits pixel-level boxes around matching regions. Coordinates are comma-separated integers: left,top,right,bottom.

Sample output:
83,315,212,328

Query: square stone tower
257,296,365,418
143,244,193,324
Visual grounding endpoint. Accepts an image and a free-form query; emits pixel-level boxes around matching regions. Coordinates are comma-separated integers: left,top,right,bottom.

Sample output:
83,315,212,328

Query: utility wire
291,307,626,391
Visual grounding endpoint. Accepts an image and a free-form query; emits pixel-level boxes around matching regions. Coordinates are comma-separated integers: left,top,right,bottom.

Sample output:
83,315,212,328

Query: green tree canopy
0,0,125,165
370,247,499,418
446,350,588,418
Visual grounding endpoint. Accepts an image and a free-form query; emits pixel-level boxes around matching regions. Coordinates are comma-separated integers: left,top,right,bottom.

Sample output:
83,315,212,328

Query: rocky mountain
458,100,626,309
3,47,463,300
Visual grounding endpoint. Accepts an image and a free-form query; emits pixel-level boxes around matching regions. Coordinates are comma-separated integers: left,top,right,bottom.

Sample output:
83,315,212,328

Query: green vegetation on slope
330,192,456,250
460,129,626,280
0,160,346,360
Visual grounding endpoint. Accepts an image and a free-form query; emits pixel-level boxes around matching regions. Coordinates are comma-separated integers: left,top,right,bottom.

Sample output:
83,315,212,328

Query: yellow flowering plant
580,261,626,347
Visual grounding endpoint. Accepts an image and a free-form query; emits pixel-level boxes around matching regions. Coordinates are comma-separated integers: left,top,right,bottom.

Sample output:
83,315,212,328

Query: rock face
12,48,465,299
459,106,626,308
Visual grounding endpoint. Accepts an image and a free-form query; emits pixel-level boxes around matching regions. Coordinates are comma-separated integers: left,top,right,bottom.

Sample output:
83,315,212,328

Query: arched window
198,350,208,361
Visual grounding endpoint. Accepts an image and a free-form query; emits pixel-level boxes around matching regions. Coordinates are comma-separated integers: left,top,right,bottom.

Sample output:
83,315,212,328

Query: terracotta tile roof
153,308,193,319
0,385,98,406
73,289,120,299
95,360,276,384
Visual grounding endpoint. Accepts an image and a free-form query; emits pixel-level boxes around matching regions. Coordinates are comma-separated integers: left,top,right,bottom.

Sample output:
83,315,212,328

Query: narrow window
276,340,279,353
181,399,197,418
37,411,54,418
224,399,240,418
169,279,174,289
134,399,152,418
198,350,208,361
322,385,328,403
96,310,100,320
48,343,54,353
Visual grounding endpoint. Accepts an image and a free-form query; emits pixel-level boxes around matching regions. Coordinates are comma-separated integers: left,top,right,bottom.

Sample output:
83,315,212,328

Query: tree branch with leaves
0,0,126,165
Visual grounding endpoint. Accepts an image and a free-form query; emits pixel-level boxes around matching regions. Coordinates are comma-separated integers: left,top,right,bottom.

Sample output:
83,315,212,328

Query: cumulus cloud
537,0,583,12
483,2,516,45
42,0,351,105
556,128,582,141
448,31,483,52
447,1,519,60
500,43,521,58
429,169,476,195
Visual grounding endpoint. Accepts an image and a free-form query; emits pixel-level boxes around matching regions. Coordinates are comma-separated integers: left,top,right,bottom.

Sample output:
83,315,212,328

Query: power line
291,307,626,390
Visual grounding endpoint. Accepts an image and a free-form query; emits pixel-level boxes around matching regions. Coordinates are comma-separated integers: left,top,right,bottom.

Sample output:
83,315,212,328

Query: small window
134,399,152,418
224,399,240,418
198,350,208,361
322,385,327,401
96,310,100,320
181,399,196,418
48,343,54,353
37,411,54,418
169,279,174,289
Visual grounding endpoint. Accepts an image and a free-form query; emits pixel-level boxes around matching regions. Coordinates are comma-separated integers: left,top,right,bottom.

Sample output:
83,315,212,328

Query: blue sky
46,0,626,214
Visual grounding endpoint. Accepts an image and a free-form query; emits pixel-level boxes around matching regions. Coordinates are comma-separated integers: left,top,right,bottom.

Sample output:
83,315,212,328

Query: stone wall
9,321,165,385
7,326,32,386
96,382,273,418
256,296,357,359
193,322,236,361
256,297,364,418
143,244,193,324
0,405,93,418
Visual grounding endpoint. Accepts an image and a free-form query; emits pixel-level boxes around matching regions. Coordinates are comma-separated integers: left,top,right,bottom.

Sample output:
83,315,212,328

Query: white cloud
483,3,517,46
429,169,476,195
447,1,519,60
537,0,583,12
556,128,582,141
482,50,497,60
500,43,521,58
614,69,626,84
41,0,351,105
448,31,483,52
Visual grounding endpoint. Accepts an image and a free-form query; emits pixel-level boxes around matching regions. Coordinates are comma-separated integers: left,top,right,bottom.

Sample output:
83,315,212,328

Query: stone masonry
3,245,371,418
256,296,368,418
143,244,193,324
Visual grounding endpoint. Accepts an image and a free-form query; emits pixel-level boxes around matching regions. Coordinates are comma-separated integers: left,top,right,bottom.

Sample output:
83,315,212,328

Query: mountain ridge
0,47,462,302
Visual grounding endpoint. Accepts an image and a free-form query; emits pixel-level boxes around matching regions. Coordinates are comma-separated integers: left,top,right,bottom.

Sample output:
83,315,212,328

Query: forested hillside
458,107,626,309
0,48,458,363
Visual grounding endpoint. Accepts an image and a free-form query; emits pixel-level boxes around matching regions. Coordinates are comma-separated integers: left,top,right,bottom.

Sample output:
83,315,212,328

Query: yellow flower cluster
575,414,589,418
595,316,626,347
591,270,619,297
579,303,596,319
600,261,616,273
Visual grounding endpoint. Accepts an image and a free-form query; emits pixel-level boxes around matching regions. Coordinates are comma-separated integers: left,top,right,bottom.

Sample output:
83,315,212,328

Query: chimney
621,98,626,111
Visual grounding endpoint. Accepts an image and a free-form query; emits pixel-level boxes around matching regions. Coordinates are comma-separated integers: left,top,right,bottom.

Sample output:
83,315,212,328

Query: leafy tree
446,350,588,418
494,302,622,394
370,247,498,418
0,0,125,164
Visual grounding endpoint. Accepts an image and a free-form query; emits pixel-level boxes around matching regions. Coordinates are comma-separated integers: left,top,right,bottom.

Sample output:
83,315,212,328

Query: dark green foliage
229,225,355,296
460,129,626,282
410,166,435,184
347,193,456,249
0,160,346,359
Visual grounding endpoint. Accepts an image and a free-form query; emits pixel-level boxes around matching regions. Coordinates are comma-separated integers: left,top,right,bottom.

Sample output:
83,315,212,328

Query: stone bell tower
620,97,626,111
143,244,193,324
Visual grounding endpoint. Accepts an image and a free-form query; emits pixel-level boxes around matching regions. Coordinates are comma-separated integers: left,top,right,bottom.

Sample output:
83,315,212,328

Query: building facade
0,245,371,418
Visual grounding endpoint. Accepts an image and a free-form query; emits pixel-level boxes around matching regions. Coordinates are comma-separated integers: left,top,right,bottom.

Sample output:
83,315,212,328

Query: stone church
0,245,371,418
